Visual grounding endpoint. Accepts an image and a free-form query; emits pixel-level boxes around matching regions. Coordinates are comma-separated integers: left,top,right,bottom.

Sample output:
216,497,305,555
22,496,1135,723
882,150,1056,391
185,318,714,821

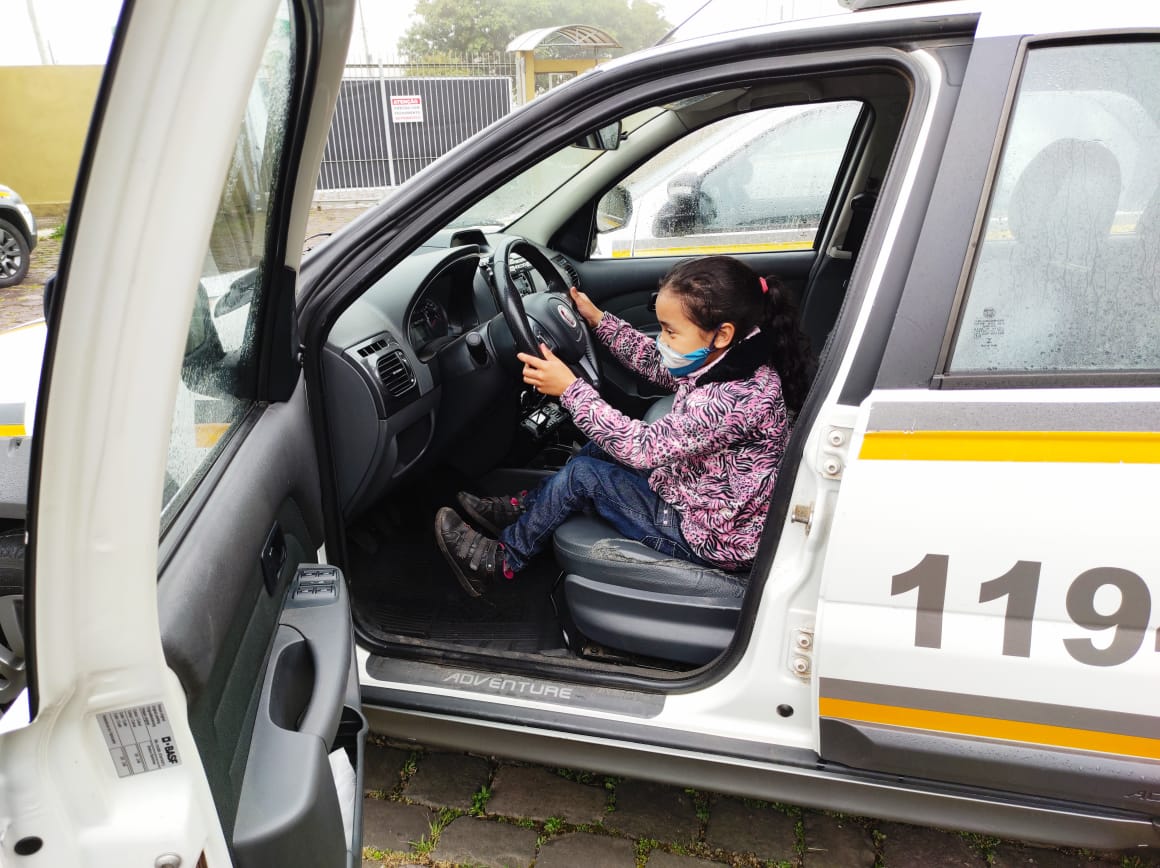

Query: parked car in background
593,101,865,259
0,186,36,288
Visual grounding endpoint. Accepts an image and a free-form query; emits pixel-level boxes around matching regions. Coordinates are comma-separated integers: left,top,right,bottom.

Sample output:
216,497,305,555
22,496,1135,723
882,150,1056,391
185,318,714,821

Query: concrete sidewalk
358,738,1136,868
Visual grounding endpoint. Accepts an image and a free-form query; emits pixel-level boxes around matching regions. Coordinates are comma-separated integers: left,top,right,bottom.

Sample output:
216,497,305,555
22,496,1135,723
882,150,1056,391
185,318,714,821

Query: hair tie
759,276,769,294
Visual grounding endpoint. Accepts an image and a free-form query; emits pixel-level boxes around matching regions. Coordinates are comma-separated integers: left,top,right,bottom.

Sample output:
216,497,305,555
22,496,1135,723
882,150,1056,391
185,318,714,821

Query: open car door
0,0,363,865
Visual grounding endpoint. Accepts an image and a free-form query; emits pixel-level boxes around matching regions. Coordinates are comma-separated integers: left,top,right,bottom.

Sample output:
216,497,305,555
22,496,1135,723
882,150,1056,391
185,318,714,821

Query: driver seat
552,396,749,665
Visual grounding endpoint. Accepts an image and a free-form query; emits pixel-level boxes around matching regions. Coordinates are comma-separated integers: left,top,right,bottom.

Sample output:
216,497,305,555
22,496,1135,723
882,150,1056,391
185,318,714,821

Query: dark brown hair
660,255,815,413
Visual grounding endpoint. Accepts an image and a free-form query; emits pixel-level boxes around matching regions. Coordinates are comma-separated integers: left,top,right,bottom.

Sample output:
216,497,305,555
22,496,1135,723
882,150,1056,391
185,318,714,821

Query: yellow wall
0,66,103,217
515,54,600,103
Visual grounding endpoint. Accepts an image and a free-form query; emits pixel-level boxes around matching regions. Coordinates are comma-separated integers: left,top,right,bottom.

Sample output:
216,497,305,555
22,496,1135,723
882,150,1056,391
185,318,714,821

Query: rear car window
947,41,1160,375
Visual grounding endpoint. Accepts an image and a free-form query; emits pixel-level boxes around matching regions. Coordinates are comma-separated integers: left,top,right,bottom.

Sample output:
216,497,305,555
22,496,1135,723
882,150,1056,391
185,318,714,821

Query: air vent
377,349,416,398
554,255,580,290
357,338,388,357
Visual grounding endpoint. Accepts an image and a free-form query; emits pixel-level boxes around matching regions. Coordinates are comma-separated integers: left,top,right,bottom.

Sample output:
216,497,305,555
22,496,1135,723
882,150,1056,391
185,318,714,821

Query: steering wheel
492,237,602,390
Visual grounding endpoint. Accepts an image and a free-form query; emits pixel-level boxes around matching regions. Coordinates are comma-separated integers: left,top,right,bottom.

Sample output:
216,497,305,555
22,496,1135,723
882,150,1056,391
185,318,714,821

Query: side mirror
181,282,232,397
653,172,714,237
214,267,260,316
42,273,58,325
574,120,623,151
595,184,633,232
666,172,701,202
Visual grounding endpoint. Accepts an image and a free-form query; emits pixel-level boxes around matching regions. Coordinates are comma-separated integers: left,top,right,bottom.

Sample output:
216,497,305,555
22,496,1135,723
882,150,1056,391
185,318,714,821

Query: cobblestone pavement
2,204,1152,868
359,738,1146,868
0,217,63,333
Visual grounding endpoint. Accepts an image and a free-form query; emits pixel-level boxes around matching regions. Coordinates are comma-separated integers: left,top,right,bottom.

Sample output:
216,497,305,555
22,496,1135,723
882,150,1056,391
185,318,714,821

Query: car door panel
0,0,364,863
815,33,1160,824
816,394,1160,818
233,566,360,868
156,382,346,845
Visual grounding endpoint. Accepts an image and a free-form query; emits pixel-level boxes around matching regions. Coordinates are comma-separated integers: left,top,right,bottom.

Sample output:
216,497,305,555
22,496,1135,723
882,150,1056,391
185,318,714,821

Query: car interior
320,66,913,679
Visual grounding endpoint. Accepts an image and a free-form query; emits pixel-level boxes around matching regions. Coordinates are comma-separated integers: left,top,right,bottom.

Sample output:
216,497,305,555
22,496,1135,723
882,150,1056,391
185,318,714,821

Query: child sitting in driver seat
435,255,814,598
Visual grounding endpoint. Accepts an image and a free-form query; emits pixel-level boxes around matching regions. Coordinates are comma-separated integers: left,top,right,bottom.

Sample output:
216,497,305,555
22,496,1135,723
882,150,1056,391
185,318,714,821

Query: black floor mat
345,479,566,654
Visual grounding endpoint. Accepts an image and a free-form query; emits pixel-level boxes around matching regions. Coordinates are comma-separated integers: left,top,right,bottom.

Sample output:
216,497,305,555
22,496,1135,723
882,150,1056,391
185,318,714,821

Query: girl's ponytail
758,276,815,417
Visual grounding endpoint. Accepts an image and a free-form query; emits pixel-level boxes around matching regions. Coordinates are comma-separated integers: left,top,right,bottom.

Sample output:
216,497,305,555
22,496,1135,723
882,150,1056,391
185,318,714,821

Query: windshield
447,147,601,231
664,0,848,43
444,107,665,232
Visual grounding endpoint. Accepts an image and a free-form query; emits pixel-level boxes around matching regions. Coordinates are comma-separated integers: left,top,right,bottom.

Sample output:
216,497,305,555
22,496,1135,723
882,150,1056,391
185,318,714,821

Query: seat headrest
1008,138,1121,261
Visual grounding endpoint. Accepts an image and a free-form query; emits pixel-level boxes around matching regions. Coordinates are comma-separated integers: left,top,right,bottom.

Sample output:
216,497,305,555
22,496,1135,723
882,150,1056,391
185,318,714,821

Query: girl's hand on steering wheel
569,286,603,329
517,344,578,397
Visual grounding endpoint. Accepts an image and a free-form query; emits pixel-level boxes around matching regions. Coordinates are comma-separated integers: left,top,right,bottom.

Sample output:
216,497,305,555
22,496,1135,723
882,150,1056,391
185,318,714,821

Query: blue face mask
656,334,714,377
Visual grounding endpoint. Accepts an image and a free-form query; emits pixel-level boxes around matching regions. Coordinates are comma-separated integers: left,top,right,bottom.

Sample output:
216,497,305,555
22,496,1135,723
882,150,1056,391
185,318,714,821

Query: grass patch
409,807,460,857
604,776,620,813
634,837,660,867
870,827,888,868
959,831,1000,864
409,831,436,857
400,750,420,781
555,766,598,785
686,789,712,825
387,748,422,799
360,847,421,868
469,784,492,817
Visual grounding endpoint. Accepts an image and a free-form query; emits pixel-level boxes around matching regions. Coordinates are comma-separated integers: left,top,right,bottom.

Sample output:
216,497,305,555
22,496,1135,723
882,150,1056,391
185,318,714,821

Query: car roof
662,0,1159,46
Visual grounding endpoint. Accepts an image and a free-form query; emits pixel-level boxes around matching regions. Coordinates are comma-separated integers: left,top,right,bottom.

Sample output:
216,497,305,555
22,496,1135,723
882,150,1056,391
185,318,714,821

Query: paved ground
0,216,62,333
3,204,1154,868
358,737,1145,868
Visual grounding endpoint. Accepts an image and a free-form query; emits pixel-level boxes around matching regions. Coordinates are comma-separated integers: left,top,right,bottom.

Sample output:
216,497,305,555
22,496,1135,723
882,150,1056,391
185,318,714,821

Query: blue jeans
498,442,704,573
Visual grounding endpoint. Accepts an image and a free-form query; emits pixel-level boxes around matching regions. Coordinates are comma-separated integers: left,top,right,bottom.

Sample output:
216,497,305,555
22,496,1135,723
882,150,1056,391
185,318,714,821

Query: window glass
592,101,861,259
162,3,294,517
444,108,663,233
949,42,1160,374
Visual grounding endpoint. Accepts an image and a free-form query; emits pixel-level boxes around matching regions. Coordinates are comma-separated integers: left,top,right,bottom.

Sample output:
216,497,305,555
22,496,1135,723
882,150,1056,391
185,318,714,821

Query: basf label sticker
97,703,181,778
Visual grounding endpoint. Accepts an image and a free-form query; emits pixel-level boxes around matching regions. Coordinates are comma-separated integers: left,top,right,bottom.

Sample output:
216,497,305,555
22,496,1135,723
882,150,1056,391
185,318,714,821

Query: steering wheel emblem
556,304,577,329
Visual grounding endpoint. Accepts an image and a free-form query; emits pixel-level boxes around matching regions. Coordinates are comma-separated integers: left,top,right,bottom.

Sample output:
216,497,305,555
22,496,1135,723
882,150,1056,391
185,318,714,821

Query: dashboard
322,235,581,520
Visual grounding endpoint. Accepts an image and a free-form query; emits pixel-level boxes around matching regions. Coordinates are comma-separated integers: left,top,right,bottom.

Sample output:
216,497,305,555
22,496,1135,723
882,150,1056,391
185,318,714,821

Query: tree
399,0,671,57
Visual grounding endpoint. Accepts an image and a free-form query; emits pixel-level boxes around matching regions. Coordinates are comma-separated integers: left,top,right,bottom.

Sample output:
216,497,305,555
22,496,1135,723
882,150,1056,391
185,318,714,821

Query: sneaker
456,490,528,536
434,507,513,597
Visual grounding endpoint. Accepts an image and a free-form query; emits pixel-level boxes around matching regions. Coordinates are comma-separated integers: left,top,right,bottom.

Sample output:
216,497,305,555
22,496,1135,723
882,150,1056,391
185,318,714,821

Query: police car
2,0,1159,864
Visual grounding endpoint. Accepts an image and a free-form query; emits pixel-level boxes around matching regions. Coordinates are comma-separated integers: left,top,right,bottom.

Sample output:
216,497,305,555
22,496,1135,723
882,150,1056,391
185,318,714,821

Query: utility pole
357,0,372,63
26,0,54,64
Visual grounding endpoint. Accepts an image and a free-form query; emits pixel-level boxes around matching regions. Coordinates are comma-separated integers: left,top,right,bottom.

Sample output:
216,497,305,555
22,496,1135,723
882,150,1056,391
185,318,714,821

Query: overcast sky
4,0,844,65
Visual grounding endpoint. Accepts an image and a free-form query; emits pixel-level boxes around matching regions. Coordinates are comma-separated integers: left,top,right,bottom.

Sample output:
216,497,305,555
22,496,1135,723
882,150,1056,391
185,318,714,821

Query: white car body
0,323,43,520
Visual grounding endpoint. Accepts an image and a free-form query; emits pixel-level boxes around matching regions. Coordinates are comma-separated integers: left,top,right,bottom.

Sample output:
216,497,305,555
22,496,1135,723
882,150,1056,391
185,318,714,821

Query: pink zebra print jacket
559,312,790,571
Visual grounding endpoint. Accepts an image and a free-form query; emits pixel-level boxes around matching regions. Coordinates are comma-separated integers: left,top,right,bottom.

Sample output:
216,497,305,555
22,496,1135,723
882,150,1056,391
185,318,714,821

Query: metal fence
318,56,516,191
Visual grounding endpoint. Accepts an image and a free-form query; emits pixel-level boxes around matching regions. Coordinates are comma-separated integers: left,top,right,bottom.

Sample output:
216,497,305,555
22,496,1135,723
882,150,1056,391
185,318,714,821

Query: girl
435,255,814,598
